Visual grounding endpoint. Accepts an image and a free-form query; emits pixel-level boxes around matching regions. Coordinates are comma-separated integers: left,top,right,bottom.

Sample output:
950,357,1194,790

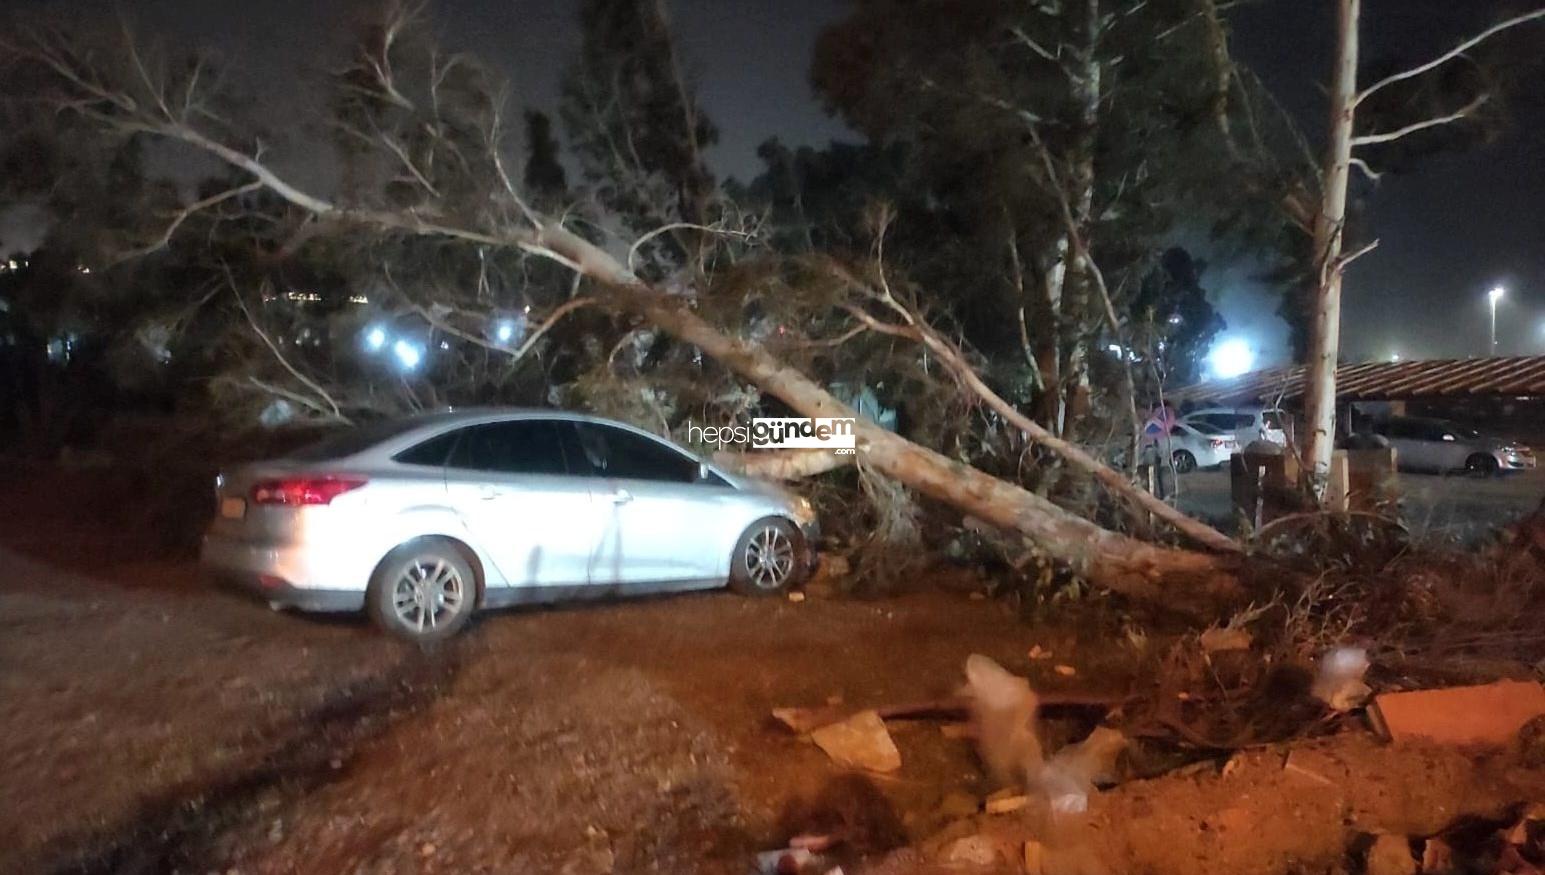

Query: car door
441,419,600,589
1386,420,1434,471
572,421,731,585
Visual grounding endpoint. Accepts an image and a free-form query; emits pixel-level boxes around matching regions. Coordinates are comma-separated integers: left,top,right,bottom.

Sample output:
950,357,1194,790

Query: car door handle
608,489,633,505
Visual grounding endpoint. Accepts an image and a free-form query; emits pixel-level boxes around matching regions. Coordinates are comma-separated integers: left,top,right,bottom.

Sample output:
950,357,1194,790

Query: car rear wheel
1172,450,1197,474
368,539,476,642
1465,453,1500,478
728,517,807,596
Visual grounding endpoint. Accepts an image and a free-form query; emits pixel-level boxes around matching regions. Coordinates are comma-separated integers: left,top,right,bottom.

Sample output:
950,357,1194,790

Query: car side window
447,420,570,475
1170,425,1187,436
1262,411,1283,429
393,431,461,467
573,423,702,483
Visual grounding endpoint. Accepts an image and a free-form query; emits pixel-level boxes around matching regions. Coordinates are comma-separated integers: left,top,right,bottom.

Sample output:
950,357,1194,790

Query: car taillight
1209,439,1226,448
250,476,367,506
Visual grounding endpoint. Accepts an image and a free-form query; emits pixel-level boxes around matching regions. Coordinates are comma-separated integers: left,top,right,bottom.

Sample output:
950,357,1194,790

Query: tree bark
1302,0,1360,497
714,448,854,480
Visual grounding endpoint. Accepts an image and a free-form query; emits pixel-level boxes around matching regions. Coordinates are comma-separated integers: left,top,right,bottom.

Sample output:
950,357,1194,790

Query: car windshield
286,419,426,461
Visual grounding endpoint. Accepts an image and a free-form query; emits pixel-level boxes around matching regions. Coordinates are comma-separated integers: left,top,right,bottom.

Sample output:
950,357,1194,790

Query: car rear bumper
1499,452,1537,470
200,535,366,612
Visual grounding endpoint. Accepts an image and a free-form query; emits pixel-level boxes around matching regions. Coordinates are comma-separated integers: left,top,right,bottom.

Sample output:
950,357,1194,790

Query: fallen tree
5,12,1246,611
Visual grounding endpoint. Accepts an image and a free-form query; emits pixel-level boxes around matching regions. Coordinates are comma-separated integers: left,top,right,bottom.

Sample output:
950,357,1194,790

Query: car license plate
220,497,247,519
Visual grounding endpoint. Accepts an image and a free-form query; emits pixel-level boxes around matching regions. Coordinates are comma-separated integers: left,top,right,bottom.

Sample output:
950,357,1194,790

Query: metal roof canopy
1166,356,1545,407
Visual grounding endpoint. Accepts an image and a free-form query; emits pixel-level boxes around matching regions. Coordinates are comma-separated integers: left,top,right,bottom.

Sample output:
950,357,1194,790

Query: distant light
1389,352,1401,363
1207,337,1254,379
363,325,388,352
348,294,369,305
1106,343,1122,354
1167,313,1183,326
1489,286,1505,304
438,340,450,350
392,339,423,370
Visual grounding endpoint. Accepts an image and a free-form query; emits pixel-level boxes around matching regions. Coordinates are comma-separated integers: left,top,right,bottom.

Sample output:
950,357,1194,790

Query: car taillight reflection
250,476,368,506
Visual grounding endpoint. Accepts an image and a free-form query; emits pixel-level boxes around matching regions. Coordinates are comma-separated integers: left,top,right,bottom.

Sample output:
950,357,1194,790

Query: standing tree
1299,3,1545,496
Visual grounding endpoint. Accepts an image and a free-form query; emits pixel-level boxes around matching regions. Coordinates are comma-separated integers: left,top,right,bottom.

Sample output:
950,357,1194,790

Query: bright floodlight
494,319,516,344
363,325,388,352
392,339,423,371
1489,286,1505,304
1207,337,1254,379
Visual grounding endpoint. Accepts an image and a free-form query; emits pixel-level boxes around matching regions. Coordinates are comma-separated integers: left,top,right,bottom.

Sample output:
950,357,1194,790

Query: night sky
6,0,1543,369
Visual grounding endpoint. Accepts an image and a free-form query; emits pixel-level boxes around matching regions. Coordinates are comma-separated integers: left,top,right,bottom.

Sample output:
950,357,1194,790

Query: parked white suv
201,410,818,641
1181,407,1288,448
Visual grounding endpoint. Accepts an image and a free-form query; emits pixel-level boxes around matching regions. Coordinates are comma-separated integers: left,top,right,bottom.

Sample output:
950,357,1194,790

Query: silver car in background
201,410,818,640
1367,416,1535,476
1181,406,1289,448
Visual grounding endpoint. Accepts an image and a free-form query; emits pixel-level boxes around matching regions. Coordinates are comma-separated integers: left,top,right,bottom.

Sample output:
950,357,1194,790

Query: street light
1488,286,1505,355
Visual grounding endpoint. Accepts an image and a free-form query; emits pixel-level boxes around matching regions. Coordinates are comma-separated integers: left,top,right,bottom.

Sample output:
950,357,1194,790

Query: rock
1028,645,1052,660
1199,626,1252,653
1370,680,1545,747
419,842,436,857
809,709,902,773
939,835,1002,868
1363,833,1415,875
1054,664,1077,677
787,591,807,603
938,790,979,819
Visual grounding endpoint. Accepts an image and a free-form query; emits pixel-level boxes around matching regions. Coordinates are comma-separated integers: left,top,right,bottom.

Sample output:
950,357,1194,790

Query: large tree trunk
1302,0,1360,497
606,283,1243,612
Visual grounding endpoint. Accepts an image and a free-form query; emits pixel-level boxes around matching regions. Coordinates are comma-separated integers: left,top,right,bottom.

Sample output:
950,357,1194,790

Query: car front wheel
1465,453,1500,478
728,517,807,596
367,539,476,642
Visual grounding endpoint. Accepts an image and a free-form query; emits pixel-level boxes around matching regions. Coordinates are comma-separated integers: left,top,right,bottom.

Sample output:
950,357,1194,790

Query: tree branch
1354,7,1545,108
111,181,262,264
832,264,1241,555
1351,92,1489,147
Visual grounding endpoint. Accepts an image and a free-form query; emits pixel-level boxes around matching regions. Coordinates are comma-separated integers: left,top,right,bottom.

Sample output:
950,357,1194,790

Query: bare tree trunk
714,448,853,480
606,282,1244,611
1302,0,1359,497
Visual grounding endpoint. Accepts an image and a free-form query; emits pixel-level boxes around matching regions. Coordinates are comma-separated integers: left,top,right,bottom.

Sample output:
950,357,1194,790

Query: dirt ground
2,469,1542,875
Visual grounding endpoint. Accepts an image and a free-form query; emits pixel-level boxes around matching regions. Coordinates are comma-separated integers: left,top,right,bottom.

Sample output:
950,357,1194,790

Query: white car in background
1181,407,1289,448
1143,421,1239,473
201,410,818,641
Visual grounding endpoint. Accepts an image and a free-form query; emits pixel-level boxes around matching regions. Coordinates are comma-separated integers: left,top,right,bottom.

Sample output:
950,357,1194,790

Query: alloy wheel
391,557,467,633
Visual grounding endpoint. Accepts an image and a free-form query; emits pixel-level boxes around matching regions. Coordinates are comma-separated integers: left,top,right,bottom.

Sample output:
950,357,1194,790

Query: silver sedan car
202,409,818,640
